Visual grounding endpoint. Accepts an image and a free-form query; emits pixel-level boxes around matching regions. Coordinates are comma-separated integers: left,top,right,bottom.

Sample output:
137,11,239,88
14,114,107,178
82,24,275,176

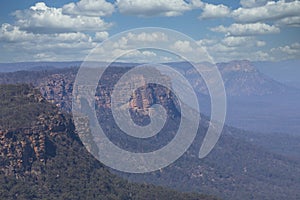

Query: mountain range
1,60,299,134
83,68,300,199
0,60,300,199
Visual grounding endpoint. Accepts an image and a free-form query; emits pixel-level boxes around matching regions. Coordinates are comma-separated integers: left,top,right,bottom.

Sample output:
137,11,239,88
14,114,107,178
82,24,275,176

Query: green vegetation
0,84,218,200
0,84,57,129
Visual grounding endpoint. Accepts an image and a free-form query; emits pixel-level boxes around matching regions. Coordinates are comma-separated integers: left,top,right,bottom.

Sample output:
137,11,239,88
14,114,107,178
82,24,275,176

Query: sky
0,0,299,63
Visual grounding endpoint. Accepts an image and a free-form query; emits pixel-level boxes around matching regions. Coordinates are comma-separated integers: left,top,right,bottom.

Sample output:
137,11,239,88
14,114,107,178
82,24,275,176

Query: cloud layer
0,0,299,62
62,0,115,17
211,23,280,36
116,0,202,17
13,2,112,33
232,0,300,24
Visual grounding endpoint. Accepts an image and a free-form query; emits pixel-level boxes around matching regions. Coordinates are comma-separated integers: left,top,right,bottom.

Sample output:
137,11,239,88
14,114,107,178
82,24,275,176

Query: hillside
70,67,300,199
0,84,218,200
0,64,300,199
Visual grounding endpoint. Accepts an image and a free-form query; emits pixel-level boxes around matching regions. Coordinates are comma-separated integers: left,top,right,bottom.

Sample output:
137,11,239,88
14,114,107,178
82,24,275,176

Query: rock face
39,70,75,111
0,68,178,177
36,67,177,115
0,125,46,177
0,85,74,178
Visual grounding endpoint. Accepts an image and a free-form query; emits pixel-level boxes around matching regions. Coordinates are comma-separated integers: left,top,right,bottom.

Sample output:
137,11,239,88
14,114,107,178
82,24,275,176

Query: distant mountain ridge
0,60,299,135
0,60,295,97
216,60,288,96
0,61,82,72
253,59,300,89
179,60,290,96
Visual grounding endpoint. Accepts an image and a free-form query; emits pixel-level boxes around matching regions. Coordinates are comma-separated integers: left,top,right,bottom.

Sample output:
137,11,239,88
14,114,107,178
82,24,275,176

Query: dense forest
0,84,218,200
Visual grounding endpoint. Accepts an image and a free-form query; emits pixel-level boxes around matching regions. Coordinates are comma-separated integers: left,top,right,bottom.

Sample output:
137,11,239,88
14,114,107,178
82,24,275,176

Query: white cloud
110,32,169,49
116,0,202,17
207,44,270,62
0,24,93,44
196,35,269,62
211,22,280,36
222,36,248,47
82,31,174,62
54,32,92,43
240,0,269,8
95,48,170,63
0,23,112,62
13,2,112,33
271,42,300,60
222,36,265,47
198,36,300,62
141,50,157,57
94,31,109,41
117,49,159,62
85,31,211,63
232,0,300,23
62,0,114,17
275,16,300,27
197,39,217,46
171,40,193,52
256,40,266,47
1,0,298,63
126,32,169,42
0,27,94,51
0,23,35,42
169,40,210,62
200,3,231,19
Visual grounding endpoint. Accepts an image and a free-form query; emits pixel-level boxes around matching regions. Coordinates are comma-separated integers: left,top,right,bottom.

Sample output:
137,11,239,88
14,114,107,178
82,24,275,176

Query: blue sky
0,0,299,63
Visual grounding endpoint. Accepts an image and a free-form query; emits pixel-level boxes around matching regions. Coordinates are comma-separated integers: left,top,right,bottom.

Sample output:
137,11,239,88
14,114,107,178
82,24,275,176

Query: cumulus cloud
62,0,114,17
118,49,159,62
0,23,35,42
200,3,231,19
271,42,300,60
275,16,300,27
240,0,270,8
211,22,280,36
169,40,210,62
0,23,114,61
84,31,211,63
0,24,94,47
81,31,175,62
110,32,169,49
171,40,193,52
222,36,249,47
198,36,265,49
196,35,269,62
1,0,298,62
232,0,300,23
206,43,270,62
116,0,202,17
222,36,265,47
13,2,112,33
93,31,109,41
201,1,300,30
126,32,169,42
